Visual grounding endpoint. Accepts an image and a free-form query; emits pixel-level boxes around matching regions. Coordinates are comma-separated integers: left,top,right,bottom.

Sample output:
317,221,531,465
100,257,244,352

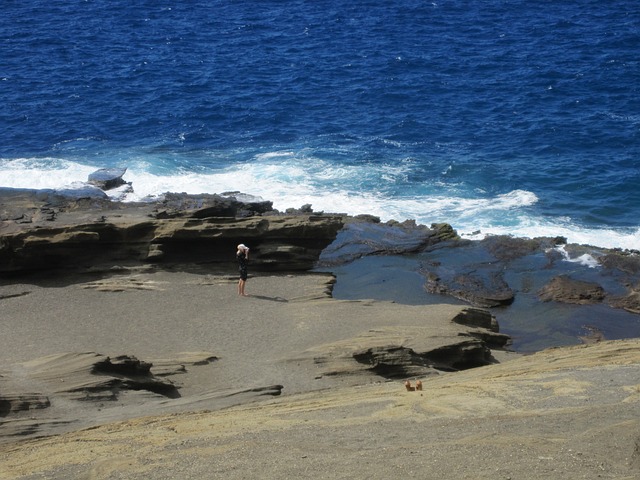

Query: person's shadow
249,295,288,302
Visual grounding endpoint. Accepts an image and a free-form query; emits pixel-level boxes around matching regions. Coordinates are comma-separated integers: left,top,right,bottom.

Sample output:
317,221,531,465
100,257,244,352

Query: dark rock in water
424,267,515,308
606,287,640,314
578,325,606,344
415,234,640,316
319,219,459,266
599,252,640,274
482,235,548,261
401,235,640,351
88,168,128,191
538,275,606,305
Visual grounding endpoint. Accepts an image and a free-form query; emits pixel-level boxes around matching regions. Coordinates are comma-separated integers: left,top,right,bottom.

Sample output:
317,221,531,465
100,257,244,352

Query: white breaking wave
551,245,600,268
1,155,638,251
0,157,97,190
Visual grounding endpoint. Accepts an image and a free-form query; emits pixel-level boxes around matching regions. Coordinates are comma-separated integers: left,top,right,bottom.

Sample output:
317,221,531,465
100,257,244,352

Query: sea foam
1,155,638,252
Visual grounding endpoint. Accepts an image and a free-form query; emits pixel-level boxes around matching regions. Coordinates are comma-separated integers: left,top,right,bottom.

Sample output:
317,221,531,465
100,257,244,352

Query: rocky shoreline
1,184,640,478
3,185,639,315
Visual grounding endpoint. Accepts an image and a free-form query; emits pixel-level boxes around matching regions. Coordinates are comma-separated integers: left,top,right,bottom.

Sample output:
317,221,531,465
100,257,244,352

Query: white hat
237,244,249,252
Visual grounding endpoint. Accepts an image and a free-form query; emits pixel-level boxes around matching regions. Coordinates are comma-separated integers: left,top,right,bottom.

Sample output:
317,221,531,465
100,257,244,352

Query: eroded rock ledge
307,306,511,380
0,188,456,276
0,189,343,274
0,351,274,440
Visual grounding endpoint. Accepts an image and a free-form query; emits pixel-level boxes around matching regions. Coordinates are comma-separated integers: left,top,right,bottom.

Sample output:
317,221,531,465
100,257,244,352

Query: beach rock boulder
88,168,128,191
482,235,547,261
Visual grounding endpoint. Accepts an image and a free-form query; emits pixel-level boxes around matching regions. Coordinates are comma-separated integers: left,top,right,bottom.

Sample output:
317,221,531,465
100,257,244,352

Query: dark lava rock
424,269,515,308
538,275,606,305
319,219,459,266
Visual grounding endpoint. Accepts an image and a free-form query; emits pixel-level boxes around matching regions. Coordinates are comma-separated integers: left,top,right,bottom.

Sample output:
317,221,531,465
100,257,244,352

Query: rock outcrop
608,286,640,314
0,189,347,275
538,275,606,304
87,168,129,191
417,234,640,318
306,307,509,379
0,351,256,439
424,268,515,308
318,218,459,266
0,188,463,276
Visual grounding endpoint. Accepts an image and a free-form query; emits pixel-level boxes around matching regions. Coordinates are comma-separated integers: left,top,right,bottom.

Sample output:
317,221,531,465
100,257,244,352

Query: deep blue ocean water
2,0,639,249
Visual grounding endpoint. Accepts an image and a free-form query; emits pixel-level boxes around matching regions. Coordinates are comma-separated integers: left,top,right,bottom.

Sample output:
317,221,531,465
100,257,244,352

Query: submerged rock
424,268,515,308
415,234,640,322
538,275,606,305
607,286,640,314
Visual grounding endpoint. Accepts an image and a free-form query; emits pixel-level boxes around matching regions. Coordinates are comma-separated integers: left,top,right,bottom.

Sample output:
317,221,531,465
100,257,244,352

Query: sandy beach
1,269,639,479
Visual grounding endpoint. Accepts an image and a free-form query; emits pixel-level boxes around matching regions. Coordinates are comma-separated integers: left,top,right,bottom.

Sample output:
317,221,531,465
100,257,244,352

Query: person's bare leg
238,279,248,296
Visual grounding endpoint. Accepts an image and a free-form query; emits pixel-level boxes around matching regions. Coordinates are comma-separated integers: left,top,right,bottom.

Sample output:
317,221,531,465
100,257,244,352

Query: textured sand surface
1,271,639,479
1,340,639,479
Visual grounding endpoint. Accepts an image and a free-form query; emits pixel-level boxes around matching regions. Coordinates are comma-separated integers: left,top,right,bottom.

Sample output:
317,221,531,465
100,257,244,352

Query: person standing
236,244,250,296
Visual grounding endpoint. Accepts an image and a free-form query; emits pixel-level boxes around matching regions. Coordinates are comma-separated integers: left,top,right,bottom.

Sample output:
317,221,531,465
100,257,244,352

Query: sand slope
1,271,639,479
1,339,639,479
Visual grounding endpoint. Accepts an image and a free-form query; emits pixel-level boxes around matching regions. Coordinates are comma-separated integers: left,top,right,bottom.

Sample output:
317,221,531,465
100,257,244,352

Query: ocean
2,0,639,250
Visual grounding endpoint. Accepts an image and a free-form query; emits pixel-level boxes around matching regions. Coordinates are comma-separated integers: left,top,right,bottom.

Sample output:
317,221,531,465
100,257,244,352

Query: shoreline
2,187,639,356
1,190,640,477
